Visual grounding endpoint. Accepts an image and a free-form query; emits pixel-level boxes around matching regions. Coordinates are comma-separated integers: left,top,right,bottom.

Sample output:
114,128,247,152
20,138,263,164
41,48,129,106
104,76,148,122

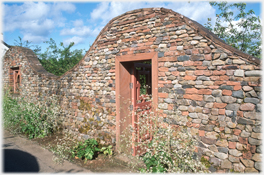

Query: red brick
237,111,243,117
212,70,226,75
186,71,194,75
229,142,236,149
158,67,169,72
204,70,212,76
209,86,219,89
183,61,194,66
148,37,157,42
219,75,229,81
168,104,174,110
242,151,252,159
199,130,205,136
226,81,240,86
158,62,164,67
171,71,179,76
166,23,176,28
192,49,199,54
219,109,225,115
196,66,207,70
159,57,178,62
210,76,219,81
158,93,168,98
183,94,203,101
247,144,256,153
234,85,242,90
194,70,204,75
193,61,203,66
182,111,189,116
185,88,198,94
158,84,164,87
213,103,227,109
164,51,174,56
214,81,225,85
184,75,197,80
198,89,212,95
222,89,232,96
169,46,177,51
192,123,200,128
158,72,166,76
234,129,242,136
239,137,248,144
158,80,172,84
204,54,212,60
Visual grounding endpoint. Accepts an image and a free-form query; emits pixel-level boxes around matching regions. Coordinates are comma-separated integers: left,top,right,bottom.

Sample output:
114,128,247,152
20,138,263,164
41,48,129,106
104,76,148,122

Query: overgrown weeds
3,90,62,139
119,95,210,173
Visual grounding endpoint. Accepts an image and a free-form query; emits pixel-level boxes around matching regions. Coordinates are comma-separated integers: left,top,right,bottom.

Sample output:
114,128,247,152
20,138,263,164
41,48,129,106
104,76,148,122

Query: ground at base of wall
32,133,139,173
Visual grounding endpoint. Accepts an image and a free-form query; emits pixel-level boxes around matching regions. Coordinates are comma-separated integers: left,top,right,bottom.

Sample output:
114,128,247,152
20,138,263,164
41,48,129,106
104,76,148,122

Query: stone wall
3,7,261,173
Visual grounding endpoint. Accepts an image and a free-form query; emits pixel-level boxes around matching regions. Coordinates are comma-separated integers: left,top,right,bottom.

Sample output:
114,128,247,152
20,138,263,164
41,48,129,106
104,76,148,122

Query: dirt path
3,130,140,173
3,129,92,173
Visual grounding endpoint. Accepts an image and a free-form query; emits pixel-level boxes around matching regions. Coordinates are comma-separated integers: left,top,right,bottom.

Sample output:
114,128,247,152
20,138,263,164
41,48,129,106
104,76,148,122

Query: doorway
115,52,158,155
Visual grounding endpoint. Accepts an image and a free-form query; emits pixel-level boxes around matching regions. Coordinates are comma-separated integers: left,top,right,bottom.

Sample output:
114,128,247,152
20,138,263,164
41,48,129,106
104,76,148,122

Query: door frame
115,52,158,154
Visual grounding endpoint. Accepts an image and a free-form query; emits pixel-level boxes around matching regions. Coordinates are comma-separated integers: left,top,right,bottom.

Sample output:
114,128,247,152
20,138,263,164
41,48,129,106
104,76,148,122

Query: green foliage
141,141,173,173
3,91,62,139
205,2,261,58
13,36,41,55
101,145,113,157
200,156,211,169
38,38,84,76
71,139,101,162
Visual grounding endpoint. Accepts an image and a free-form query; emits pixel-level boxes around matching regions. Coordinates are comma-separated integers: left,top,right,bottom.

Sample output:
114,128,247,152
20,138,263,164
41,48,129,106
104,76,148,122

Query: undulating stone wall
3,7,261,173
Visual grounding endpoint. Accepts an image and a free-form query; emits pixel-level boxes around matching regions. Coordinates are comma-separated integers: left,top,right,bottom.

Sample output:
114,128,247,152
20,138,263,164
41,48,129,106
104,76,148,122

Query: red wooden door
131,62,152,156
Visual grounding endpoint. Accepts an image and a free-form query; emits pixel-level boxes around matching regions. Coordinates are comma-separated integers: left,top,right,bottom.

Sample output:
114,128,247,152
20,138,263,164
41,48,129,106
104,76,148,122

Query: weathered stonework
3,8,261,173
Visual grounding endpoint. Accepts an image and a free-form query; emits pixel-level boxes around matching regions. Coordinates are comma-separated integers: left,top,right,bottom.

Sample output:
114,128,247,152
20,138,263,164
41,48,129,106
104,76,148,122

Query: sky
1,1,262,54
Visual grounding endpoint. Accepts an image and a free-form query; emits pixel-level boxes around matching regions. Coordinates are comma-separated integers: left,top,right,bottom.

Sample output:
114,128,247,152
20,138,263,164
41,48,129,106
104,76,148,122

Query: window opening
10,67,21,94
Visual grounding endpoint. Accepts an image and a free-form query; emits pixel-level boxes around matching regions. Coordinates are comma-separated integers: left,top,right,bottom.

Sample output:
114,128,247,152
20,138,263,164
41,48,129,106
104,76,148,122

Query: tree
204,2,261,58
38,38,84,76
14,36,41,55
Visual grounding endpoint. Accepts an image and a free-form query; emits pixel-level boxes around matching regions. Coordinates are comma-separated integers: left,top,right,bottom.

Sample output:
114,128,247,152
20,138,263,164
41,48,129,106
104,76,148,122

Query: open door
131,62,153,156
115,52,158,156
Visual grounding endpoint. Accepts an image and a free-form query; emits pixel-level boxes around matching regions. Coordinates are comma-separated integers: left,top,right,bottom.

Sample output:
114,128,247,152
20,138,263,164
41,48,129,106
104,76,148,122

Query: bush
71,139,101,162
3,91,62,139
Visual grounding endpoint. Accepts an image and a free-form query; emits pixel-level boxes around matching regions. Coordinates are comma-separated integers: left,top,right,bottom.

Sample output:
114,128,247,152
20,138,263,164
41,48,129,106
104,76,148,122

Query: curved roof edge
62,7,260,78
6,7,260,80
5,46,59,79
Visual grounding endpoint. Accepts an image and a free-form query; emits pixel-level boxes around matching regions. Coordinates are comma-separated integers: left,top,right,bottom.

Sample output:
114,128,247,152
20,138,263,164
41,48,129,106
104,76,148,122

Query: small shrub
101,145,113,157
71,139,101,162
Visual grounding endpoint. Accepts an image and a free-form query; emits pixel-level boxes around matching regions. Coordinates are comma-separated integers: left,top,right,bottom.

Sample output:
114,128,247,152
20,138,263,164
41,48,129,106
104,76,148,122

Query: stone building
3,8,261,172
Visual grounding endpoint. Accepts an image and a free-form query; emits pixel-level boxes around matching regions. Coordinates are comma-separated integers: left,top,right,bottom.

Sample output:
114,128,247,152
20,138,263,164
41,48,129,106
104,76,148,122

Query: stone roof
88,7,261,65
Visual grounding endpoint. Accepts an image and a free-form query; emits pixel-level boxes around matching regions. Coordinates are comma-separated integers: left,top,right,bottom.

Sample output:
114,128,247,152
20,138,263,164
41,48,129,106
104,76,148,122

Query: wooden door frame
115,52,158,154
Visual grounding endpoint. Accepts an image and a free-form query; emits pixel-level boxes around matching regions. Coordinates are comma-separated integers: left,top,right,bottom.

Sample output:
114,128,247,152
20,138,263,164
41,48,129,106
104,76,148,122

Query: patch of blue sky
2,1,262,54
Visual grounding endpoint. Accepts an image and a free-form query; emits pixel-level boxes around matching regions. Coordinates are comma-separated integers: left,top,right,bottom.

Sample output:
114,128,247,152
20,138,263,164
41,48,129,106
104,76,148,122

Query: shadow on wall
3,149,39,172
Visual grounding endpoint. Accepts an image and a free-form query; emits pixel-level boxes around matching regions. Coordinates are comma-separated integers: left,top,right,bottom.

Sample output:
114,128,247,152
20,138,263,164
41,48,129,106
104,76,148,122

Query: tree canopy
13,37,84,76
204,2,261,58
38,38,84,76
